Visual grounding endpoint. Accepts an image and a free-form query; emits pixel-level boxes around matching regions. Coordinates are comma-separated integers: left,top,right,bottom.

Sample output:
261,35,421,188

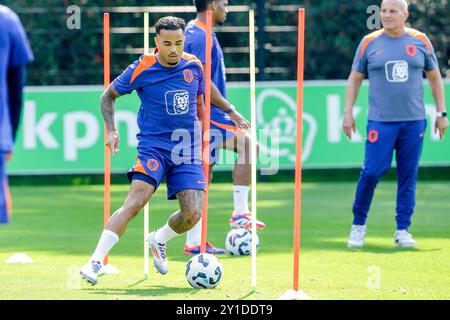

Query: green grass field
1,181,449,300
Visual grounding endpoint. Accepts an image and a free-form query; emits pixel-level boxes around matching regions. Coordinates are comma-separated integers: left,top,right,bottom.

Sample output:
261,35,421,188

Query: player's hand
435,117,449,140
106,130,120,154
342,114,356,140
229,109,250,130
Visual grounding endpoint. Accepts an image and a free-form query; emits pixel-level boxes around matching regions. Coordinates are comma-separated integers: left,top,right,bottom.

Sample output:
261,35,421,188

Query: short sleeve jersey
0,5,34,152
184,20,229,123
112,51,204,156
352,28,438,122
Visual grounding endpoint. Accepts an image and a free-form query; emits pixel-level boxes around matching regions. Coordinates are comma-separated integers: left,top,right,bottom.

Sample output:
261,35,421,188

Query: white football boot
394,230,417,248
147,231,168,275
80,259,103,285
347,225,366,248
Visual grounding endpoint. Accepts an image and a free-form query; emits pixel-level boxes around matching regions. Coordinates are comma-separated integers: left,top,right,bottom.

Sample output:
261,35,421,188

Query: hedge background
2,0,449,85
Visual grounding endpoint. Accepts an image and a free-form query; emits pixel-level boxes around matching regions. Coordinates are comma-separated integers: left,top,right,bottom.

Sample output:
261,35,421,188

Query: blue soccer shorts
127,147,206,200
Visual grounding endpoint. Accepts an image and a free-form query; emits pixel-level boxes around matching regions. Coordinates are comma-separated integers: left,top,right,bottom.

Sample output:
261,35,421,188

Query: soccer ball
185,253,224,289
225,228,259,256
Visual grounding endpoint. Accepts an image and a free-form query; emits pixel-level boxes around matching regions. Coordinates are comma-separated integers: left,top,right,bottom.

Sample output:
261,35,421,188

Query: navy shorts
127,147,206,200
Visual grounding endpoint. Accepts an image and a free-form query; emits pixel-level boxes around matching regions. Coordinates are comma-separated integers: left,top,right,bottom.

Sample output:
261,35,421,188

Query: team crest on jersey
165,90,190,115
406,45,417,57
183,69,194,83
385,60,408,83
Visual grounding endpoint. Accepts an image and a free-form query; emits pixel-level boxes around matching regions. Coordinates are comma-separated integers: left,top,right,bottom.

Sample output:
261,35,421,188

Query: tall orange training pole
103,13,111,266
201,10,213,254
293,8,305,293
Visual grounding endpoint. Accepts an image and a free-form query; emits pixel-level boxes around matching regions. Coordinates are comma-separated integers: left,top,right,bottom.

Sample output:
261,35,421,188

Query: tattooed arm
101,84,121,154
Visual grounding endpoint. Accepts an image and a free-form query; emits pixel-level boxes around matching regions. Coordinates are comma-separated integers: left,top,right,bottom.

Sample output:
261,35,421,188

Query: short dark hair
193,0,213,13
154,16,186,35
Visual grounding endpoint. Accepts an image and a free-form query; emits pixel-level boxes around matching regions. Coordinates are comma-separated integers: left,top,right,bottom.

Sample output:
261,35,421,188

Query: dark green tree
2,0,448,84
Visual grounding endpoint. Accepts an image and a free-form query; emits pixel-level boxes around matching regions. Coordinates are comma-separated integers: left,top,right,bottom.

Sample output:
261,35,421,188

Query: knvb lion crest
385,60,409,83
165,90,190,115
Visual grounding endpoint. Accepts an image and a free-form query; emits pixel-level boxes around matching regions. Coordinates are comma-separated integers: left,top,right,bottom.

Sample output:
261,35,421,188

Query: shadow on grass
238,289,256,300
127,278,148,288
303,238,443,254
85,285,196,298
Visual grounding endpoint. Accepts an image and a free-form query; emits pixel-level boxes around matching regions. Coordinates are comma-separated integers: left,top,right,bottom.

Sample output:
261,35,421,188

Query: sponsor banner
7,81,450,175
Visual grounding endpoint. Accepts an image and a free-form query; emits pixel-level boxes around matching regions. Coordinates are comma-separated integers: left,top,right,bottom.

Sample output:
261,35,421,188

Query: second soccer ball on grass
225,228,260,256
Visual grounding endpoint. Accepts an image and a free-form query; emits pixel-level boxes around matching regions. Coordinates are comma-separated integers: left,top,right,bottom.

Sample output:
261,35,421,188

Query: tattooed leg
168,189,204,234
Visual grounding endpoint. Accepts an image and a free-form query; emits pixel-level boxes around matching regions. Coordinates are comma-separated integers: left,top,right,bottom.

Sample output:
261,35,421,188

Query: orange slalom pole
200,10,213,254
293,8,305,292
103,13,111,266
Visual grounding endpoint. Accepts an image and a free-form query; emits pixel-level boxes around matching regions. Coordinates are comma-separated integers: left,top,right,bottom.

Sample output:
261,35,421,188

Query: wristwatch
436,111,447,118
225,104,236,114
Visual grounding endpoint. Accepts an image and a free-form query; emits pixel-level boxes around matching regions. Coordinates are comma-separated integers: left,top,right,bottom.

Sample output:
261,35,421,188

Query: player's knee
237,135,258,162
362,168,382,183
124,195,147,217
237,135,249,153
135,196,148,212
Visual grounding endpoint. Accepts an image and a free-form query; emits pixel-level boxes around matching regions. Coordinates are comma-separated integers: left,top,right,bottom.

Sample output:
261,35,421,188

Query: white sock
186,219,202,247
155,224,180,244
233,185,250,214
91,230,119,263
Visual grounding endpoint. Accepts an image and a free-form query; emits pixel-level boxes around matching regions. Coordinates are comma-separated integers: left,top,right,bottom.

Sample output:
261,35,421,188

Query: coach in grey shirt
342,0,448,249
